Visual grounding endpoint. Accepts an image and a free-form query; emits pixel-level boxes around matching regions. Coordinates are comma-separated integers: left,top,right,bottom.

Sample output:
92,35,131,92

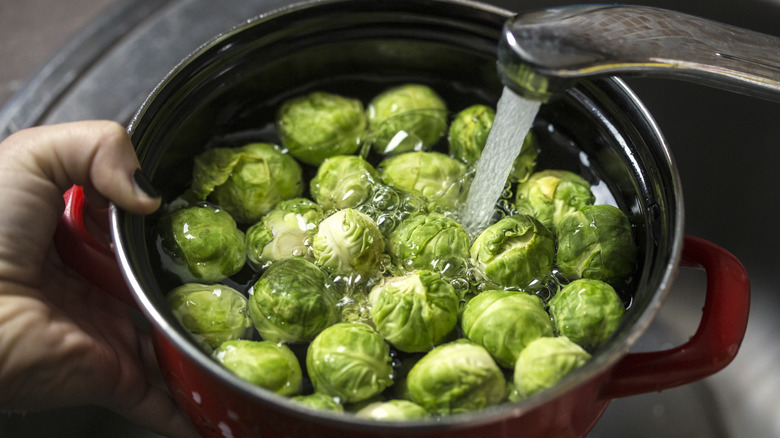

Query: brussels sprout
310,155,382,211
248,258,339,343
167,283,252,351
388,213,470,277
290,393,344,413
245,198,324,266
158,205,246,283
448,105,538,183
513,336,591,398
406,339,506,415
355,400,429,421
448,104,495,165
461,290,553,368
312,208,385,278
191,143,303,223
368,270,459,353
276,91,367,166
379,151,467,212
469,214,555,290
213,340,302,396
556,204,637,284
306,322,394,403
514,170,595,232
548,279,625,350
367,84,448,155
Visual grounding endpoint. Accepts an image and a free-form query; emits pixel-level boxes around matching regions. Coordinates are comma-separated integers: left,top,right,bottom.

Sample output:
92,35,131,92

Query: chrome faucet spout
498,5,780,103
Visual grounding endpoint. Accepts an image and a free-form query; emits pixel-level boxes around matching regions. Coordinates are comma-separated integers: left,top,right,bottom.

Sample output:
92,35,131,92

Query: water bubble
377,253,393,274
358,203,377,217
373,187,401,211
401,195,426,213
450,277,470,292
337,289,371,323
376,214,396,236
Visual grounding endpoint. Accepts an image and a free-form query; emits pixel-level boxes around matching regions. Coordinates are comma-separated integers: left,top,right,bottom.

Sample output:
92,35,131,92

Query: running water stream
459,87,541,235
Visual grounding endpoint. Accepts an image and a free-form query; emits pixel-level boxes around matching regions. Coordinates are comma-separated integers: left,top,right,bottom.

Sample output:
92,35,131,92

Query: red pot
54,1,750,437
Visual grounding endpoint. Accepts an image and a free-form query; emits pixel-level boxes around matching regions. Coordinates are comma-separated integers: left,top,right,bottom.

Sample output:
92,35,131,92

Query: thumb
0,121,161,283
4,120,161,214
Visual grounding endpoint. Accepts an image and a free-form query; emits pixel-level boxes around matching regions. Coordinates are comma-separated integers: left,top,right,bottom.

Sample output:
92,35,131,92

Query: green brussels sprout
406,339,506,415
213,340,302,396
513,336,591,398
461,290,554,368
469,214,555,290
191,143,303,223
158,205,246,283
548,279,625,350
167,283,252,351
448,104,495,165
379,151,467,212
290,393,344,413
355,400,429,421
514,170,595,232
245,198,324,267
276,91,367,166
306,322,394,403
388,213,470,277
447,104,538,183
368,270,459,353
556,204,637,284
367,84,448,155
309,155,382,211
248,258,339,343
312,208,386,278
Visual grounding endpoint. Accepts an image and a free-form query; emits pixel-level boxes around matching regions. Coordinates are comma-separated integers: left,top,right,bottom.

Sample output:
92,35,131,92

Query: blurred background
1,0,778,436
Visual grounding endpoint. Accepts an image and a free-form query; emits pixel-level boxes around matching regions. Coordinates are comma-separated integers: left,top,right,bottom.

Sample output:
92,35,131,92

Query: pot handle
600,234,750,399
53,185,138,309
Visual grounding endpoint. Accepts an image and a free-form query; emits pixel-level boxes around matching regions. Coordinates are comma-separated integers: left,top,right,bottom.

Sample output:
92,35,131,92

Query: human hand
0,121,199,438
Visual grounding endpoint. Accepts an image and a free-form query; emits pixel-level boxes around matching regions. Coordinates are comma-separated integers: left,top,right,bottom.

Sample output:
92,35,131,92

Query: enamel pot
54,0,750,437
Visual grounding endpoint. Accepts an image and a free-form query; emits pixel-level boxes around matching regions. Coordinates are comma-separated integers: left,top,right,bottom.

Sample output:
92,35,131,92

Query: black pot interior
121,0,680,410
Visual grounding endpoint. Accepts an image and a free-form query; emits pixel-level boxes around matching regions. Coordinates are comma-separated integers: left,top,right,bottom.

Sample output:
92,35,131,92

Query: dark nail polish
133,169,160,198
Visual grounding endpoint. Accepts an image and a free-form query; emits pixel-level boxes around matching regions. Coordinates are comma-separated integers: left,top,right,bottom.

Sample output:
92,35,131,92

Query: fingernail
133,169,160,199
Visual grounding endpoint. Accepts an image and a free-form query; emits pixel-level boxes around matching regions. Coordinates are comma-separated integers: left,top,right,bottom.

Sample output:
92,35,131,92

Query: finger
5,121,161,215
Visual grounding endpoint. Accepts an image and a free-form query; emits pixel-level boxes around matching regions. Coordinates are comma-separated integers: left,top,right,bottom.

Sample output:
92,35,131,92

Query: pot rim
115,0,685,430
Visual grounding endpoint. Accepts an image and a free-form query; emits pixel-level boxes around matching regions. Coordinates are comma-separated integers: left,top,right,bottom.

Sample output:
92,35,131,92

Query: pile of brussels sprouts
156,83,638,420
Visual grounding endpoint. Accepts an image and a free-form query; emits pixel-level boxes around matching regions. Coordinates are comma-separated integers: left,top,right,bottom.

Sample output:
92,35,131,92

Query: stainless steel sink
1,0,778,436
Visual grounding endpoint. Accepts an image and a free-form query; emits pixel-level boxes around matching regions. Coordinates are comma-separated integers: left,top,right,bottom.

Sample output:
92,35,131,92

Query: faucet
497,5,780,102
